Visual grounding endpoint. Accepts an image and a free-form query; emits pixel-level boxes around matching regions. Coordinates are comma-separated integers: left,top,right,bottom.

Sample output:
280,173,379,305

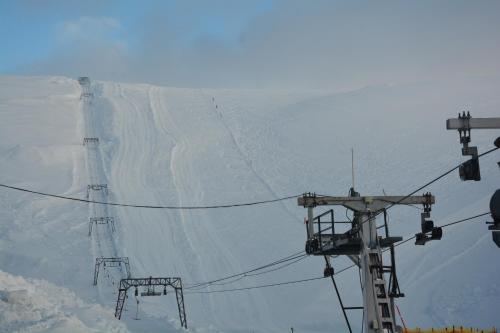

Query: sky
1,0,500,90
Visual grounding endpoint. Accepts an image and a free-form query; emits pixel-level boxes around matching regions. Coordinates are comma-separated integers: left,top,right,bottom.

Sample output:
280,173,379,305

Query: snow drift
0,270,129,333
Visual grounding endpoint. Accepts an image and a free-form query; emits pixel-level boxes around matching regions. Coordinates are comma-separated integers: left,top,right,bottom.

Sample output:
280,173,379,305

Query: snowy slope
0,75,499,332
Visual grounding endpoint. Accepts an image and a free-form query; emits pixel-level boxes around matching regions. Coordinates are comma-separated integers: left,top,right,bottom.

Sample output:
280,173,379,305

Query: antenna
351,148,355,191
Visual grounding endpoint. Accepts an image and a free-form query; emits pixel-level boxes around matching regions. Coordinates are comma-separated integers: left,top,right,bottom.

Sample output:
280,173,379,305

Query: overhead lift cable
187,255,310,291
186,275,326,294
389,211,490,247
185,211,489,295
0,183,301,209
185,250,306,289
353,146,498,229
244,255,308,277
383,146,498,211
0,147,496,210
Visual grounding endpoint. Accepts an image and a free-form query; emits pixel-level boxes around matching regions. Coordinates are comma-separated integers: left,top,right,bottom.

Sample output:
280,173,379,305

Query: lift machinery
446,112,500,246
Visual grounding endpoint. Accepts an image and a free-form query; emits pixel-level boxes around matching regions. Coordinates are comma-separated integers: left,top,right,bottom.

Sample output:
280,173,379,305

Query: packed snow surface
0,75,499,332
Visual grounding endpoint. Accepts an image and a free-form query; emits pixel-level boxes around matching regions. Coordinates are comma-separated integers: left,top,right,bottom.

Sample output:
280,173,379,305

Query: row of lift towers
298,113,500,333
78,77,187,329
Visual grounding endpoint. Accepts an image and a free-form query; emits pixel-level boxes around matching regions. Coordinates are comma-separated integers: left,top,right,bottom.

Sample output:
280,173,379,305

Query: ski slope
0,75,499,332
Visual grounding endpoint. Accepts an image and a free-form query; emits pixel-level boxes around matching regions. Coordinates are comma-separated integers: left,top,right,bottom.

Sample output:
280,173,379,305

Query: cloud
57,16,122,43
20,16,128,81
14,0,113,16
15,1,500,90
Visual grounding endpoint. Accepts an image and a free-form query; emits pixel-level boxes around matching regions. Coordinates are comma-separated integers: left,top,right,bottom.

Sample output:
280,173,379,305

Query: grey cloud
16,0,500,89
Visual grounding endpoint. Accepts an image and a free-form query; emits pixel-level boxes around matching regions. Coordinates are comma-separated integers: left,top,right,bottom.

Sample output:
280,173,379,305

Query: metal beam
175,285,187,329
298,195,434,212
446,117,500,130
119,277,182,289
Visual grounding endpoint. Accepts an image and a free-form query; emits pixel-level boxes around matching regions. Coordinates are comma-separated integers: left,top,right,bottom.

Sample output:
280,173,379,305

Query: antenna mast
351,148,355,191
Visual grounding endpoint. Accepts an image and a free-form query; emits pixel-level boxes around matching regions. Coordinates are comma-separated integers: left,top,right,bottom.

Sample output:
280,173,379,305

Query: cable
367,210,490,272
185,211,489,295
187,275,247,290
0,183,300,210
324,255,352,333
244,255,308,277
440,212,490,228
186,252,306,289
354,146,498,228
479,146,500,157
185,276,326,294
378,200,422,211
391,211,490,246
384,147,498,211
187,255,308,291
2,148,495,211
345,208,352,222
184,250,306,289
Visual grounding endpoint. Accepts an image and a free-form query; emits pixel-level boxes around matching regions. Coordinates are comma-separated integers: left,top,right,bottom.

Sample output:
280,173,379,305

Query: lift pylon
114,276,187,329
83,137,99,146
93,256,131,285
78,77,93,99
299,192,436,333
86,184,108,199
88,217,115,236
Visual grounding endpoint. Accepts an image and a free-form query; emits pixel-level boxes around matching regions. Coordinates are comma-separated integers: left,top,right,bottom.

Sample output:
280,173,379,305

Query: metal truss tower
299,192,436,333
114,277,187,329
93,257,131,285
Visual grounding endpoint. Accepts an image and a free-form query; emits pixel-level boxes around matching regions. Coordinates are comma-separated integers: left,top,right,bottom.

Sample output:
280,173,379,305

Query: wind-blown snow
0,75,499,332
0,270,129,333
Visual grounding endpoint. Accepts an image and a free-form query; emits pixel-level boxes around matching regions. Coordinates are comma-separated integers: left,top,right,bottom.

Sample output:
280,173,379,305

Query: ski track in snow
148,86,220,320
103,83,217,325
199,89,301,225
107,83,271,329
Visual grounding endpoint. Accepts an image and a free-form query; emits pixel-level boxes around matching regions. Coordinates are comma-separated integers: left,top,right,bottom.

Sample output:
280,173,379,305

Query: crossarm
298,195,435,212
446,117,500,130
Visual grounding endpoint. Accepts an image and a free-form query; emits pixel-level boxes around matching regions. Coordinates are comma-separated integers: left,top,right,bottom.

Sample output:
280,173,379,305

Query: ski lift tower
299,191,436,333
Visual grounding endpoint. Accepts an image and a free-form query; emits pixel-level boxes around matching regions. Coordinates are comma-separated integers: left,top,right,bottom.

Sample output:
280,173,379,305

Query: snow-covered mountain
0,75,499,332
